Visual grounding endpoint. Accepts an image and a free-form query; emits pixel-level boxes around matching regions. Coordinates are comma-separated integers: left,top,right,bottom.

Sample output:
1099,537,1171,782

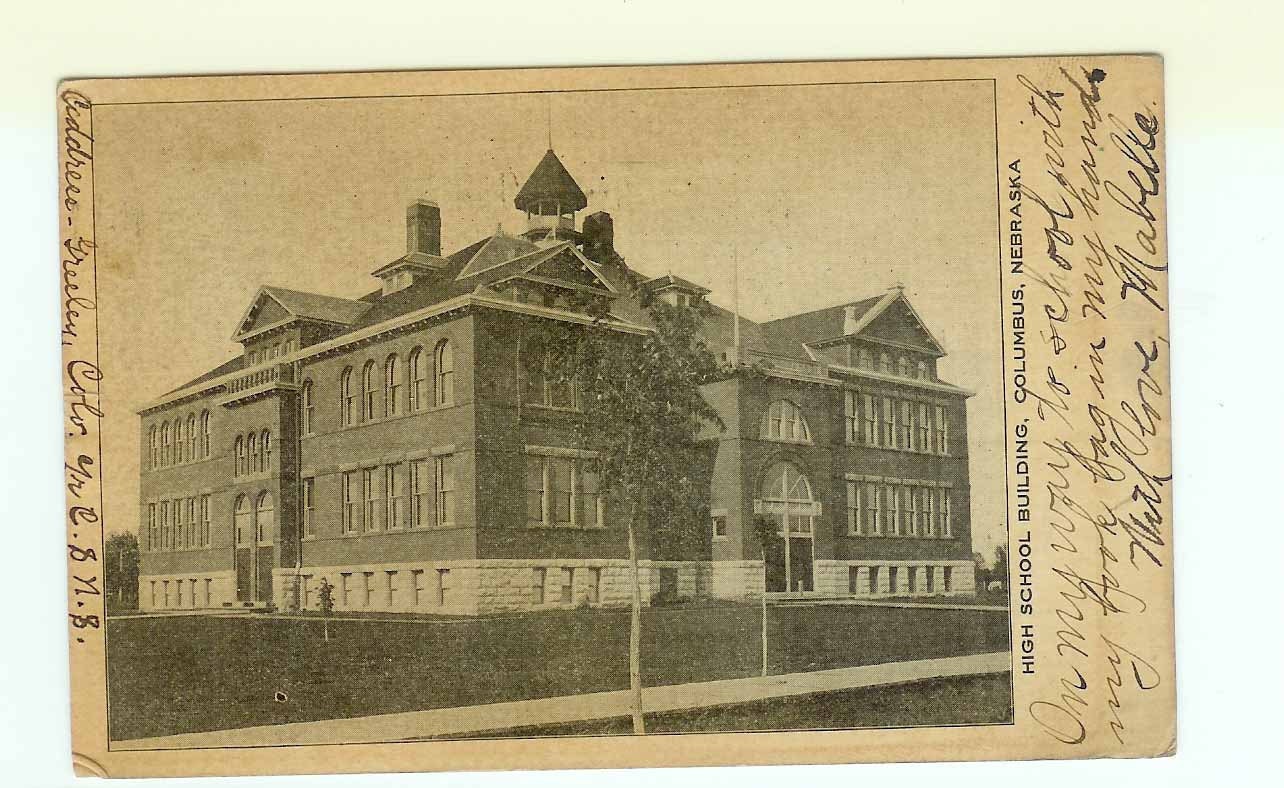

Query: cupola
514,148,587,238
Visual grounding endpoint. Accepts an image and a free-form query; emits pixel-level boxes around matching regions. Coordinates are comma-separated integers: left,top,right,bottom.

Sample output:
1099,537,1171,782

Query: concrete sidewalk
115,650,1010,750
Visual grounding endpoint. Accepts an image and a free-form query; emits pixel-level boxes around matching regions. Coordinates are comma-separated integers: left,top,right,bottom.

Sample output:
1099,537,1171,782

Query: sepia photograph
94,76,1012,748
54,52,1178,779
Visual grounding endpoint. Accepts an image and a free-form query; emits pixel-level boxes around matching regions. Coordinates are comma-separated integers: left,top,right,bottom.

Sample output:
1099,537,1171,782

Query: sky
91,78,1004,558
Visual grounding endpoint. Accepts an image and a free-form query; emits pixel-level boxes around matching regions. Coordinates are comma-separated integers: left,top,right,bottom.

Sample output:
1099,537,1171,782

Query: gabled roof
231,286,371,341
761,288,946,356
455,232,543,279
486,242,618,294
641,273,711,295
514,149,588,213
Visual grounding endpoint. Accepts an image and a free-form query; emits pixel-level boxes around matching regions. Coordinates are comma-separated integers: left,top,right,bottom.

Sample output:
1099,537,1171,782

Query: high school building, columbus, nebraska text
136,147,977,614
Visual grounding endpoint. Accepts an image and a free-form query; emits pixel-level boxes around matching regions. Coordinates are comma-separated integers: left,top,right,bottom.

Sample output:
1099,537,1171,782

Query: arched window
409,348,426,411
761,400,811,443
917,360,928,380
434,340,453,407
759,461,816,537
234,435,245,476
384,354,401,417
362,360,378,421
186,414,197,461
858,347,872,369
233,494,252,546
880,353,892,374
897,356,910,377
247,432,258,474
161,421,171,467
301,381,314,435
339,367,354,427
200,411,211,458
261,430,271,472
149,426,159,469
174,419,185,464
256,492,275,545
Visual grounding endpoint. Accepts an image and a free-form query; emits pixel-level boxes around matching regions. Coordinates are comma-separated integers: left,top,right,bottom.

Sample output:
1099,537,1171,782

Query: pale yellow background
92,79,1004,558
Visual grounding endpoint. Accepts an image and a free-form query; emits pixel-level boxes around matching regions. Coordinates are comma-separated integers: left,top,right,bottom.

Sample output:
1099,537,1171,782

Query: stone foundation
275,559,731,616
138,571,236,611
814,560,976,597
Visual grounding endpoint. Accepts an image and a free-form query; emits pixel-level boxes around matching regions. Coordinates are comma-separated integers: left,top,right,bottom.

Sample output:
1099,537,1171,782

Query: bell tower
514,148,588,240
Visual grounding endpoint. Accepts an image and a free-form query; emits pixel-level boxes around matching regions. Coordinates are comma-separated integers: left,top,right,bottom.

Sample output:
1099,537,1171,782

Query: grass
873,590,1010,607
453,673,1014,737
106,602,1010,741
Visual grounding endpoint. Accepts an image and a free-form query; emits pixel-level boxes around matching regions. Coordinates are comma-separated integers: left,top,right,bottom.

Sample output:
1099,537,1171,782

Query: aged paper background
59,56,1170,778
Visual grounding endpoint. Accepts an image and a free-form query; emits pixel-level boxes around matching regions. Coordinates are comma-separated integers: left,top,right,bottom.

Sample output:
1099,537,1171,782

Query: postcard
59,55,1172,777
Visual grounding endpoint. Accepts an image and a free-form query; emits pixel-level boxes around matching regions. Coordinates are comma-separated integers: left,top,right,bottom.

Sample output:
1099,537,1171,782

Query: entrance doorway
757,461,818,593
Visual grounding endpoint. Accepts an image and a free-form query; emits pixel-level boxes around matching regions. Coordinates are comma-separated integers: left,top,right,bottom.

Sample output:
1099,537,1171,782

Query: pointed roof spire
514,149,588,214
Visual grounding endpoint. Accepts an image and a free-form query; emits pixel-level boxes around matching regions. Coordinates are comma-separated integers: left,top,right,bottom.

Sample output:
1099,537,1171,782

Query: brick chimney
581,211,615,264
406,200,441,257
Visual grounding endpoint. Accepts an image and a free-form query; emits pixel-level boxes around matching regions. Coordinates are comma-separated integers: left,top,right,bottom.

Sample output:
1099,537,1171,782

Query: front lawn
106,602,1009,741
454,672,1014,737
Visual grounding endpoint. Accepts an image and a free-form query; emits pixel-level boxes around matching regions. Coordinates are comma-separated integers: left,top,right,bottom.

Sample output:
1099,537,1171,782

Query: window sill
527,523,606,531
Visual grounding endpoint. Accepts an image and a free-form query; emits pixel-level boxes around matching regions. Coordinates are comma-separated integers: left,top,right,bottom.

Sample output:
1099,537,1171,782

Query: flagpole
732,246,741,355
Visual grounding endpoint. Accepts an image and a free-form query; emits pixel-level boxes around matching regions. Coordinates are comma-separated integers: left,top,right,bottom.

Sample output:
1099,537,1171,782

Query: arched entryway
755,461,820,593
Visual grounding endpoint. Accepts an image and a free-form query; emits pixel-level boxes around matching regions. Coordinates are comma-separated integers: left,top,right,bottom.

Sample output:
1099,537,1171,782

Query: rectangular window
844,391,859,443
935,405,948,454
712,514,728,539
926,487,937,537
362,468,377,531
342,471,358,533
586,568,601,604
411,569,425,606
905,486,917,537
888,486,901,536
147,503,157,551
548,458,572,525
882,397,896,447
340,573,351,607
900,400,913,450
159,501,169,551
943,489,953,537
362,572,374,607
533,567,546,605
435,454,455,527
918,402,931,452
186,498,196,548
525,456,545,526
386,571,397,607
866,483,879,535
559,568,573,604
578,464,601,528
846,482,860,536
526,454,601,528
437,569,451,606
410,460,431,528
863,394,877,446
302,479,315,537
384,464,403,529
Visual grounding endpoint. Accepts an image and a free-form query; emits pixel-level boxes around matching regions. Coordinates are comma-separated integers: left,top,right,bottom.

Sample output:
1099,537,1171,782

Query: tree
317,577,335,642
972,551,990,590
104,532,139,608
537,293,724,734
991,545,1010,589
